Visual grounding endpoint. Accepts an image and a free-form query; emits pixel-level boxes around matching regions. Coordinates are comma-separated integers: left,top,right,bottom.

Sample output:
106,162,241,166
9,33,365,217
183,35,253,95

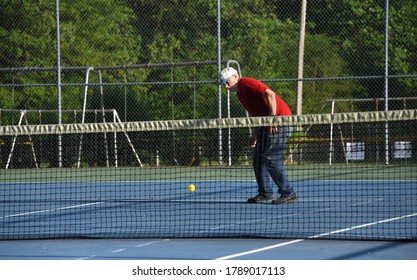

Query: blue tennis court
1,177,416,240
0,238,417,260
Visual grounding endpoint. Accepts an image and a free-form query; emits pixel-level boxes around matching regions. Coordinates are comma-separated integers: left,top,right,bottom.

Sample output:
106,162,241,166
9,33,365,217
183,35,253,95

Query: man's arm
264,88,277,116
250,127,259,148
264,89,278,135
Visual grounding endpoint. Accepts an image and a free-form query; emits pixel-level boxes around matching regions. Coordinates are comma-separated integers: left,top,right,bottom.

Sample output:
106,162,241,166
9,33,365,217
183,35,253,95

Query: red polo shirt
236,77,291,117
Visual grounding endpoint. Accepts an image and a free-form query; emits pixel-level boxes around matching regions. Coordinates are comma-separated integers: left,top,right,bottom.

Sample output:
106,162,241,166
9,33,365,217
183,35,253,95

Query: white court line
135,239,170,248
112,248,126,253
309,212,417,239
215,212,417,260
202,198,382,234
110,240,170,257
215,239,305,260
76,239,170,260
0,202,104,219
111,240,170,255
77,254,96,260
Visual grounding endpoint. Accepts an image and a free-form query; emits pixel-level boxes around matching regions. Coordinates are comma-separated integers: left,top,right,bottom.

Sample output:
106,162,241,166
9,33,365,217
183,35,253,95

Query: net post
55,0,63,168
217,0,222,165
384,0,390,165
113,110,118,167
329,101,335,165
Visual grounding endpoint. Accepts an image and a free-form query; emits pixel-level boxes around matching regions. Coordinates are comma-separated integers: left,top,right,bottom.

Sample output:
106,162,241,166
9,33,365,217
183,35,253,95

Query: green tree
0,0,142,114
273,0,417,102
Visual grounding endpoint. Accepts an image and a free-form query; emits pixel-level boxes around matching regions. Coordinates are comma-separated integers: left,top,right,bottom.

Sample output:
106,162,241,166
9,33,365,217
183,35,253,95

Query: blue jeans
252,125,294,196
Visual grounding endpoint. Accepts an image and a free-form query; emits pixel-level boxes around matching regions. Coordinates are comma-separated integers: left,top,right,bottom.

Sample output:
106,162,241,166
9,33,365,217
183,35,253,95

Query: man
219,67,296,204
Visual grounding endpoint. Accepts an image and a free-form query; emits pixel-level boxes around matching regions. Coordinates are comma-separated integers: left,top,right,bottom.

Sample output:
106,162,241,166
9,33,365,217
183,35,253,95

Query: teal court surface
0,238,416,260
1,167,416,260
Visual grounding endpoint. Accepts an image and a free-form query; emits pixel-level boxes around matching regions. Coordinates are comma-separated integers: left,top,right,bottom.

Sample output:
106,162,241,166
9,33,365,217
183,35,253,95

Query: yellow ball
188,184,196,192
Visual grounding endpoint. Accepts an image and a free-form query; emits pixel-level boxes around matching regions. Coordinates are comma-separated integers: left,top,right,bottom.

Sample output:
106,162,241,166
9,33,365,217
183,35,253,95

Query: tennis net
1,110,416,240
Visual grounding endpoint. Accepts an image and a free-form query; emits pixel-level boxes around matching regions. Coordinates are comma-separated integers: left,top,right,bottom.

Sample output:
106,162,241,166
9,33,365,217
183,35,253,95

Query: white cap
219,67,238,85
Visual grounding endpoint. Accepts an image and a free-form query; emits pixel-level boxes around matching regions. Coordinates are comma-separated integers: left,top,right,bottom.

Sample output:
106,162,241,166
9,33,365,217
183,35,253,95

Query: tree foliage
0,0,416,118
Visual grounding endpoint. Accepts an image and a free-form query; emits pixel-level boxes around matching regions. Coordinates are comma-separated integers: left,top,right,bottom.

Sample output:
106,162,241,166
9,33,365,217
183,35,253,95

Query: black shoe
247,194,273,203
271,193,297,204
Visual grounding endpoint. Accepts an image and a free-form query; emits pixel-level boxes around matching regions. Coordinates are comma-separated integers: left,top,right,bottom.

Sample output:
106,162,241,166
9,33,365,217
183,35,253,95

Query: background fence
1,0,416,167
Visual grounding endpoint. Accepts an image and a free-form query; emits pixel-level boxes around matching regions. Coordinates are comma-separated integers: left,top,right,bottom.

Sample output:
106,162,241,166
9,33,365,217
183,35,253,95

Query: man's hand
250,128,259,148
269,126,278,135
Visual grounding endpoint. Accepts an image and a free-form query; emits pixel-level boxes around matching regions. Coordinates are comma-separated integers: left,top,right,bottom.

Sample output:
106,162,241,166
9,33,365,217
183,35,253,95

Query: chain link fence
1,0,416,167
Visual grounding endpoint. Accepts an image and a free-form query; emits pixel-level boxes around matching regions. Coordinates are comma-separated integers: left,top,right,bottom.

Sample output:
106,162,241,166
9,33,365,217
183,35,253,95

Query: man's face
223,74,238,92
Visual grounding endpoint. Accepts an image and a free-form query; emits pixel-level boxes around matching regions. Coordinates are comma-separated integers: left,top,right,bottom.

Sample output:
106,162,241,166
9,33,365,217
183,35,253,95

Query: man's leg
248,127,273,203
264,126,294,196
